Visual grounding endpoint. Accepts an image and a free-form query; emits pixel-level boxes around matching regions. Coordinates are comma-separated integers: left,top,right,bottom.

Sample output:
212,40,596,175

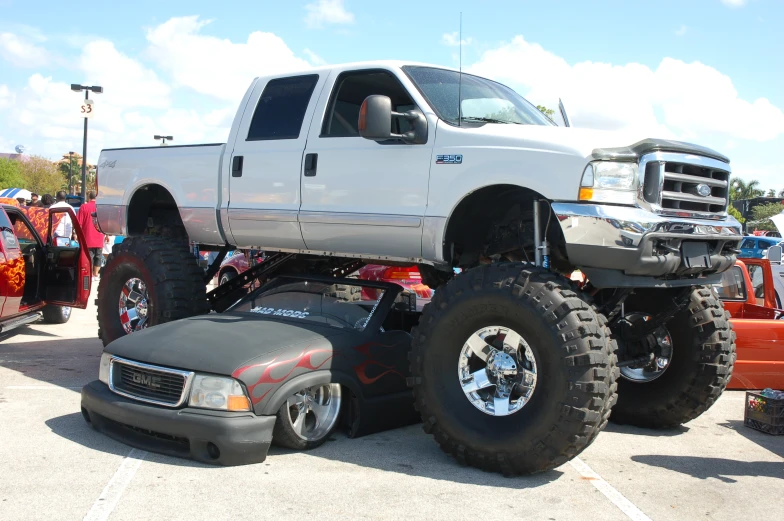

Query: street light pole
71,84,103,201
81,89,88,200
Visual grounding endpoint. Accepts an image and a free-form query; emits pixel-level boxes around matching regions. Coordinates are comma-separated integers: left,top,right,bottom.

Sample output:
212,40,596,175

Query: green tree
536,105,555,119
0,158,25,189
767,188,776,197
779,188,784,198
729,178,764,201
727,205,745,224
19,156,67,196
749,202,784,232
58,154,82,194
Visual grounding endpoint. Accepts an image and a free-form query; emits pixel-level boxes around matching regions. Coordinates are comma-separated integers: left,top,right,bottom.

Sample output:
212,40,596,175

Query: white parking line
569,457,652,521
5,385,82,390
83,448,148,521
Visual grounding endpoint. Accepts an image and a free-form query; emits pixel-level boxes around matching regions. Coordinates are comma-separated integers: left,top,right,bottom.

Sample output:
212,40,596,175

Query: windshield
403,66,554,127
228,279,385,331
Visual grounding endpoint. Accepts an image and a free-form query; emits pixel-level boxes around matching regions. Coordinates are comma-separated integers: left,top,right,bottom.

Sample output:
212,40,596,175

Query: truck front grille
109,358,192,407
641,153,730,218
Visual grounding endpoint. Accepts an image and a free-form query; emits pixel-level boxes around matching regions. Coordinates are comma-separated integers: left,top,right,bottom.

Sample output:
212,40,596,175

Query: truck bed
96,143,227,244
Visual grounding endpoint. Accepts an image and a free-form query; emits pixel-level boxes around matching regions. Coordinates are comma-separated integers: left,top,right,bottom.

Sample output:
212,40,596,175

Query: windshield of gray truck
228,279,385,331
403,66,554,127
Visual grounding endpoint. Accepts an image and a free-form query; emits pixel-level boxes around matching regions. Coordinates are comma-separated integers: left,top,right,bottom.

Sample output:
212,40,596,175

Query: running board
0,311,43,333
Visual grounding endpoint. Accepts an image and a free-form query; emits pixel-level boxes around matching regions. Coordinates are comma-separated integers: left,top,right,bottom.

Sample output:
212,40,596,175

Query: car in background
739,236,782,259
0,204,92,335
81,275,420,465
216,251,434,300
713,254,784,390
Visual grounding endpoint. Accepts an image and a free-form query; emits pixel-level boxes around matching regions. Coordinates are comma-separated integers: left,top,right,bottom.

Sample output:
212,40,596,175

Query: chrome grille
109,357,192,407
641,152,730,219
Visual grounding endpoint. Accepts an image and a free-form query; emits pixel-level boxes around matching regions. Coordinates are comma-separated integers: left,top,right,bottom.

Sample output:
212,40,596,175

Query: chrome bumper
551,203,742,285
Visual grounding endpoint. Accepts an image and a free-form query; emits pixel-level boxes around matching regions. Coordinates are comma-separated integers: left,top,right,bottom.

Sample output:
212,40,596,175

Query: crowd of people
15,192,55,207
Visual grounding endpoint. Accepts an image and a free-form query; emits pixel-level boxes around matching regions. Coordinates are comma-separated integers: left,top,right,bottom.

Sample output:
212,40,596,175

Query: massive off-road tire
611,286,736,428
97,236,211,347
409,263,618,475
42,305,71,324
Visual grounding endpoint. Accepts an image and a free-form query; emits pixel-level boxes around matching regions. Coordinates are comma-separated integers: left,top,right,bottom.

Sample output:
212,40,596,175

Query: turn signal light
227,395,251,411
578,187,594,201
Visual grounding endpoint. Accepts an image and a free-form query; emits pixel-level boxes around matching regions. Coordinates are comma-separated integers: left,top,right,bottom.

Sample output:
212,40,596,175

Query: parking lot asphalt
1,299,782,521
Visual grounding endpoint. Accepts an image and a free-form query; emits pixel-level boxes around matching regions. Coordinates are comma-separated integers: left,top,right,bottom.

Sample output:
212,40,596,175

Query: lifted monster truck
94,61,742,474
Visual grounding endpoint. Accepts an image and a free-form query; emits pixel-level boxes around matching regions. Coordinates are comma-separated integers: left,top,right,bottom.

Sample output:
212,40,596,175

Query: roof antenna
458,12,463,127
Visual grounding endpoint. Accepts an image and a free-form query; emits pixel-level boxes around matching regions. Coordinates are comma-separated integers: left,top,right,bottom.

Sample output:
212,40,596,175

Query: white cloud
468,35,784,143
304,0,355,29
145,16,312,102
675,25,688,36
0,84,13,110
721,0,748,7
303,48,327,66
0,32,50,68
442,32,473,47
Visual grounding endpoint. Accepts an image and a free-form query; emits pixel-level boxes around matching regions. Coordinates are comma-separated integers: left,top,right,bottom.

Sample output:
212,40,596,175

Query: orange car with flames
713,252,784,390
0,199,92,335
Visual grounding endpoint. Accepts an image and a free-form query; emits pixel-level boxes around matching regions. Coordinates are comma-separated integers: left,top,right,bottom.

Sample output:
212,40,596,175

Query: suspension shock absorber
533,200,550,269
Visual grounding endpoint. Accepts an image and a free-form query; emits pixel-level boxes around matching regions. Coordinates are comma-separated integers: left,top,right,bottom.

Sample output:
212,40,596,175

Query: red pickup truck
715,257,784,389
0,202,92,336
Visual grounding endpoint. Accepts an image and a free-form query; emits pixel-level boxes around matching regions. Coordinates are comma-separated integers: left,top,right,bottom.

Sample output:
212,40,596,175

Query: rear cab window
247,75,320,141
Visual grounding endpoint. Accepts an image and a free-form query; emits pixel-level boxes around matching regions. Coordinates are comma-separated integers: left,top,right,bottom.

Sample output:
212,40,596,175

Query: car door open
45,207,91,308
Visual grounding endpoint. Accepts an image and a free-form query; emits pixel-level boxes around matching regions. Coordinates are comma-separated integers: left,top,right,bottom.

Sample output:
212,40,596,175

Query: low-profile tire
219,270,236,286
272,384,342,450
42,305,71,324
409,263,618,475
96,236,211,347
610,286,736,428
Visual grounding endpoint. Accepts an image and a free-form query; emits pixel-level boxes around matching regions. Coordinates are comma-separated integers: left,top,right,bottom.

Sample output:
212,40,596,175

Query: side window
740,239,756,249
713,266,747,301
0,210,19,251
247,74,319,141
746,264,765,305
322,71,417,137
11,214,38,247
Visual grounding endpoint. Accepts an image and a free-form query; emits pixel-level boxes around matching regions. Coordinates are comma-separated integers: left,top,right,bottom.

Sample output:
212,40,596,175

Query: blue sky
1,0,782,189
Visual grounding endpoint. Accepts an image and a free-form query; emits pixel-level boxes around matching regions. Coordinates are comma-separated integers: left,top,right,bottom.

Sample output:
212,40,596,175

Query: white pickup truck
94,61,742,474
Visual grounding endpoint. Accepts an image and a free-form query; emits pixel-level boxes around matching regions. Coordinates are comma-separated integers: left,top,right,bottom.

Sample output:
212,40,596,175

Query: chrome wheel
285,384,342,441
619,313,673,383
458,326,538,416
119,278,149,334
61,306,72,320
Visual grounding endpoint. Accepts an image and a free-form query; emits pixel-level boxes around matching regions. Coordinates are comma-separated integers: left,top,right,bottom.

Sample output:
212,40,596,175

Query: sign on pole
79,99,94,119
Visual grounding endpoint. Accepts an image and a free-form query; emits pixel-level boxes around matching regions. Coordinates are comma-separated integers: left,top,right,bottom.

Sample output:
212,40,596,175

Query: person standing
77,191,105,280
30,193,40,206
41,194,54,207
50,191,74,246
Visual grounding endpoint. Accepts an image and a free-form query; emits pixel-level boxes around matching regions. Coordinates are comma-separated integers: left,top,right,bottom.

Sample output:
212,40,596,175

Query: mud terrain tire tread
611,286,735,428
409,263,618,475
96,236,211,346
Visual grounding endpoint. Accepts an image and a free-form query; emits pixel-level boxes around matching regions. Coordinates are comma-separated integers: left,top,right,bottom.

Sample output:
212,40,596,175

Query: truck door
227,73,328,249
0,207,15,314
43,207,91,308
299,68,434,259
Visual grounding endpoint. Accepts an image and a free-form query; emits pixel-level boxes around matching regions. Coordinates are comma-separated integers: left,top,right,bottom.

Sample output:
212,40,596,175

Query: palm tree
779,188,784,198
767,188,776,197
729,178,764,201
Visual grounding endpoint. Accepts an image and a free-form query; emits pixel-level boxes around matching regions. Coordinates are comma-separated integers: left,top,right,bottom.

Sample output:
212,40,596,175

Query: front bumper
551,203,742,287
81,380,275,466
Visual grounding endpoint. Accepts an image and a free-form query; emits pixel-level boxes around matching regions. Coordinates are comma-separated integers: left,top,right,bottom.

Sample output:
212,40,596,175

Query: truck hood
450,123,729,163
105,313,351,376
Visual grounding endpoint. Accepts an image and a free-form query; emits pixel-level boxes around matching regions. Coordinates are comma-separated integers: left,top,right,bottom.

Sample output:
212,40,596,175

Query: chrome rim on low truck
618,313,673,383
285,384,342,441
458,326,538,416
119,278,150,334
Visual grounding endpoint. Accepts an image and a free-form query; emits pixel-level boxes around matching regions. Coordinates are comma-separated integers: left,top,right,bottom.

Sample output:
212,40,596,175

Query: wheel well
127,184,185,237
443,184,567,269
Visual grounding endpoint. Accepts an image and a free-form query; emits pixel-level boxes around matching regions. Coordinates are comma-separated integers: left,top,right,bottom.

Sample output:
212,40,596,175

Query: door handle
304,153,318,177
232,156,244,177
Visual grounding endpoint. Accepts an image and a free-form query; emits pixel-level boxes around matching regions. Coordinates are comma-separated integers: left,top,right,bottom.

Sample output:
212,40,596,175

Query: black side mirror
358,95,427,145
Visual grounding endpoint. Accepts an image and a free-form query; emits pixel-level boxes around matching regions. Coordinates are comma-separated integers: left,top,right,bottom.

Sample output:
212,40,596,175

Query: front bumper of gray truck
551,202,742,288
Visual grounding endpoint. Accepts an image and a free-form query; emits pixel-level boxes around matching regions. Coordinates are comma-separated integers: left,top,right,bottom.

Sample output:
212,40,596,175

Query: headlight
98,353,112,384
579,161,638,205
189,375,251,411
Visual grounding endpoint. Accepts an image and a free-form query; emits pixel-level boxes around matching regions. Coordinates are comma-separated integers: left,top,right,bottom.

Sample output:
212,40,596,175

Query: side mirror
358,95,427,145
768,245,782,264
